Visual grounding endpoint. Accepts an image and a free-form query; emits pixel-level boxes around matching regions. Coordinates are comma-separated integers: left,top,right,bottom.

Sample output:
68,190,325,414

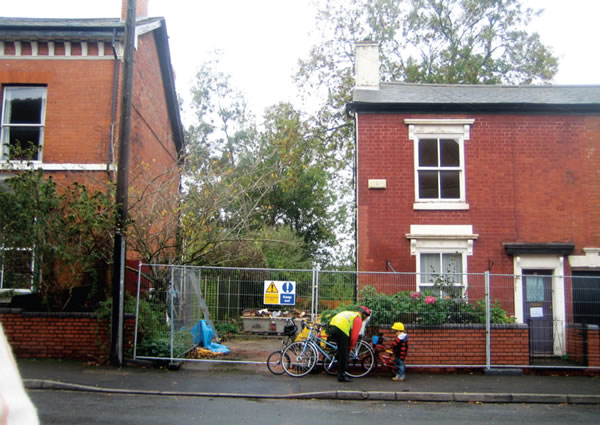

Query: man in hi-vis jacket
327,306,371,382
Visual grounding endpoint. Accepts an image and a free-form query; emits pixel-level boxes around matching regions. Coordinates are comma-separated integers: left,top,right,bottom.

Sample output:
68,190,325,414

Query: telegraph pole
111,0,136,367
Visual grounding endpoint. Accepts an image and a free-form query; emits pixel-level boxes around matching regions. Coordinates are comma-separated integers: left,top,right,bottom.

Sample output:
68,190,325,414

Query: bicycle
281,321,375,378
369,334,398,376
266,318,298,375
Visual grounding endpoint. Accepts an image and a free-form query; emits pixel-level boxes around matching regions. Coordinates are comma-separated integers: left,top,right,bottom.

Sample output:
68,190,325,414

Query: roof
0,17,133,40
0,17,184,152
349,83,600,114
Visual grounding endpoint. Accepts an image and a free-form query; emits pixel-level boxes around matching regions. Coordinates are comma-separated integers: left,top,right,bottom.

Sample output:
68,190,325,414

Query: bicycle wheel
347,340,375,378
266,350,289,375
282,341,318,377
322,354,337,376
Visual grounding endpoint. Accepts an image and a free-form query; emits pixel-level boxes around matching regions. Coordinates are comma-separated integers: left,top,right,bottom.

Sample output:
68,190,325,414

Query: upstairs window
1,86,47,162
418,138,461,199
406,119,473,210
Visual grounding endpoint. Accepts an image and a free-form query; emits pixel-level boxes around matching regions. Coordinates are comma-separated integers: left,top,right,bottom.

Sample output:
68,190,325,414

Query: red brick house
348,42,600,359
0,1,183,292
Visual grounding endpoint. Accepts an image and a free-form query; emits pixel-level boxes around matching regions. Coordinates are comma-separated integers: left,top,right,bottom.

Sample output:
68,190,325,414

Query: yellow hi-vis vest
330,311,360,336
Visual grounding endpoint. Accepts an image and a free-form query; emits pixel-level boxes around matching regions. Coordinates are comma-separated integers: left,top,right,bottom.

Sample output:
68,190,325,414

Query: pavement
18,357,600,404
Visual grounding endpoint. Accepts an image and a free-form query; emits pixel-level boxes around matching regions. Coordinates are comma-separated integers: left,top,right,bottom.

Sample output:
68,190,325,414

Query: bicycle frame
266,318,299,375
292,321,375,377
304,324,338,372
372,336,398,375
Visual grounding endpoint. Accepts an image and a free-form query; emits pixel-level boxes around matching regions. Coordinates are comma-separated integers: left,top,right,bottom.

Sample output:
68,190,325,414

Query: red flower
410,292,422,299
425,296,436,304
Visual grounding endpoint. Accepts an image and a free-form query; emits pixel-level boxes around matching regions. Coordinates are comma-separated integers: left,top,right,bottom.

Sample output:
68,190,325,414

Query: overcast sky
3,0,600,122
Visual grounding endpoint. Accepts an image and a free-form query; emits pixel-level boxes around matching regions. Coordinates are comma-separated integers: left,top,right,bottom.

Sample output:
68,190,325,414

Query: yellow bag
295,326,310,342
318,330,328,349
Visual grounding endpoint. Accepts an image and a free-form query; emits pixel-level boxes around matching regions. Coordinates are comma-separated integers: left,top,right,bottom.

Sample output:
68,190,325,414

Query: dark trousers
328,326,349,378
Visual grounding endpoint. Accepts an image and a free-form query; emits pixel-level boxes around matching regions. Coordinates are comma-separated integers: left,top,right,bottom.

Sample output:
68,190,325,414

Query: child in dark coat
391,322,408,381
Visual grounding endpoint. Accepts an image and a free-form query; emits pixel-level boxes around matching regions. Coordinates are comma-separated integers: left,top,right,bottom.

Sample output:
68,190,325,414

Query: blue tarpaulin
190,320,230,354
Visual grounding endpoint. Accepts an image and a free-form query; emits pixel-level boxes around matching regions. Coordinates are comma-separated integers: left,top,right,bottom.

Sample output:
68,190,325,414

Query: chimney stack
355,41,380,90
121,0,149,21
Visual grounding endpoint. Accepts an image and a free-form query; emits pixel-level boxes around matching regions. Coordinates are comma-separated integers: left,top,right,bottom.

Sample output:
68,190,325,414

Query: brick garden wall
378,324,529,367
0,309,135,363
2,310,599,372
568,324,600,368
377,324,600,372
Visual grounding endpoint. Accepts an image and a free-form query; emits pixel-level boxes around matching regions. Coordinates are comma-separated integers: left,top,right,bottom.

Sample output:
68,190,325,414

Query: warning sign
263,281,296,305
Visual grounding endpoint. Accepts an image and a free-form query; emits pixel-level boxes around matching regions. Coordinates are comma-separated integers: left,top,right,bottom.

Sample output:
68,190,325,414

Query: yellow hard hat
392,322,404,331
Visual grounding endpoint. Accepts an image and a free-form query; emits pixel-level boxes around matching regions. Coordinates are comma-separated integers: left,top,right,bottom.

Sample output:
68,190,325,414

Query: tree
298,0,558,88
125,158,183,289
0,170,115,310
258,103,340,261
182,56,342,267
183,57,301,267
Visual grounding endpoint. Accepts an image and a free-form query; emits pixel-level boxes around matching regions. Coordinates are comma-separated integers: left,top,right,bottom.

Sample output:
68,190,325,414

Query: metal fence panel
131,265,600,370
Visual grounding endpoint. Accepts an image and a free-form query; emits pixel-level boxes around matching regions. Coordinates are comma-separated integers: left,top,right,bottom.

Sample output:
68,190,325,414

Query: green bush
215,321,239,336
96,295,173,357
320,286,515,327
135,329,189,358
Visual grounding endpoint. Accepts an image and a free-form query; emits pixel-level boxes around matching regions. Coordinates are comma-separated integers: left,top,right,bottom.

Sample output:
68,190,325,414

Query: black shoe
338,375,353,382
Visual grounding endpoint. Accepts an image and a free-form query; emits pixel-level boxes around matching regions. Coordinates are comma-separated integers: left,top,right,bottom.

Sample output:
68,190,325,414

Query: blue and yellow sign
263,280,296,305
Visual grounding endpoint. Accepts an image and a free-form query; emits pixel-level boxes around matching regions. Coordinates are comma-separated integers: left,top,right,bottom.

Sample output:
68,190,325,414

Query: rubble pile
241,308,308,319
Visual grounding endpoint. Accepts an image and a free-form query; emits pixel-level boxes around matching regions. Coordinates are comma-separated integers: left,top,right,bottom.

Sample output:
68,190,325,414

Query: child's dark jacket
392,332,408,360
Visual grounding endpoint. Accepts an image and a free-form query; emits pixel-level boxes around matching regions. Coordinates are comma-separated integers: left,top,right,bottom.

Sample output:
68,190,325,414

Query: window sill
413,202,469,211
0,288,33,304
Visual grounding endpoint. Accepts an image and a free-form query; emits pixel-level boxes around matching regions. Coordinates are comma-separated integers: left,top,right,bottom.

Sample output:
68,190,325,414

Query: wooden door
523,270,553,355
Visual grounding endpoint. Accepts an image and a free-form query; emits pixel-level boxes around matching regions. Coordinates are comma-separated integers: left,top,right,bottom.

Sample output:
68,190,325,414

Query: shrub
96,295,172,357
135,329,189,358
320,286,515,327
215,321,239,337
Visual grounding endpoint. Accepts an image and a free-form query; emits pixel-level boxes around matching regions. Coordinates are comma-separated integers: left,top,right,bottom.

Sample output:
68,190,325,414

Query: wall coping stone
378,323,528,330
0,309,135,319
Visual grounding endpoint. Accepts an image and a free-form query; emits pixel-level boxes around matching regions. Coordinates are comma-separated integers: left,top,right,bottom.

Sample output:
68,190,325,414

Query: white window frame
407,224,478,297
418,252,465,296
405,119,474,210
1,86,48,163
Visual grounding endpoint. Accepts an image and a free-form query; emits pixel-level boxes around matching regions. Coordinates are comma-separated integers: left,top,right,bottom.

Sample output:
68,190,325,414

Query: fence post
133,261,143,360
169,266,175,362
311,267,321,322
485,271,491,370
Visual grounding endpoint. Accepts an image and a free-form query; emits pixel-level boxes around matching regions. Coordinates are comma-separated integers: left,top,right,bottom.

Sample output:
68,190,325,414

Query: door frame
513,254,566,356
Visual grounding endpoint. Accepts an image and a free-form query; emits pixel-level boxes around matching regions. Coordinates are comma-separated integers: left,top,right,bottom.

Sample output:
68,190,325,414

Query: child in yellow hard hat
391,322,408,381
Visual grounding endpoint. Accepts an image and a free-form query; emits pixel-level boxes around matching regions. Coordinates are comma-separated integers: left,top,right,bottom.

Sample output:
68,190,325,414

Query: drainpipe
349,106,359,301
485,270,491,371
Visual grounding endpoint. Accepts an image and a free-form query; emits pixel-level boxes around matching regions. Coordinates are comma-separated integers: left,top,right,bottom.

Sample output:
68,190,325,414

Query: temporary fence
131,264,600,370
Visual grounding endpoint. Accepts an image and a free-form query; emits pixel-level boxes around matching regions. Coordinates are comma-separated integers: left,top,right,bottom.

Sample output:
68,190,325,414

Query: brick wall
0,28,181,265
378,324,529,366
584,325,600,368
0,58,115,166
567,325,586,364
356,113,600,275
0,309,135,362
567,324,600,369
